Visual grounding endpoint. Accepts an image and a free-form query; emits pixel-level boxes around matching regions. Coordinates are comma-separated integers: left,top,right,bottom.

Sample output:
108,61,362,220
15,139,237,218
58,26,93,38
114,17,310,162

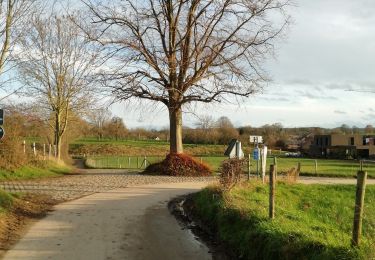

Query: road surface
3,182,213,260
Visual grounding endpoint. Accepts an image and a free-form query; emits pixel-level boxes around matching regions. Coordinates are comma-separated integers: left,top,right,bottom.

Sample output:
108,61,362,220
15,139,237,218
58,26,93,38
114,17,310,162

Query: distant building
310,134,375,158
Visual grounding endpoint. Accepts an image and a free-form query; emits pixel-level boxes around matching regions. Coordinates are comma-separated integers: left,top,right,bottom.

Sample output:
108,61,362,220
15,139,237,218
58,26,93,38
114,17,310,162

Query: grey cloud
334,110,346,115
295,90,337,100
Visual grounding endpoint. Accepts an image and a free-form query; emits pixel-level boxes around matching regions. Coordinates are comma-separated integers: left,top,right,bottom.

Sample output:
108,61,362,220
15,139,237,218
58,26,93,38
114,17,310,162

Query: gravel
0,169,217,201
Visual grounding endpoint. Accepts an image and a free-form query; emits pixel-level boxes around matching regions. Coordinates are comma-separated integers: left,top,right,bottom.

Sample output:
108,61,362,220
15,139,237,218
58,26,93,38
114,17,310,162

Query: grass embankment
192,183,375,259
70,138,239,156
0,161,71,181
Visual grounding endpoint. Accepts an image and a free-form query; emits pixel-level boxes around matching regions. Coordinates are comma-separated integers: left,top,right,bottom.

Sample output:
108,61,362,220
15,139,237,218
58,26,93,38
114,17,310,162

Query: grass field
85,155,375,178
0,161,71,180
193,182,375,259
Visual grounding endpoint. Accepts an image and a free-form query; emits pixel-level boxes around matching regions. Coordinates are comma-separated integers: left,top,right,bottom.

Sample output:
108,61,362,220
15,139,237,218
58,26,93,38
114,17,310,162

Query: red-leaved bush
144,153,212,176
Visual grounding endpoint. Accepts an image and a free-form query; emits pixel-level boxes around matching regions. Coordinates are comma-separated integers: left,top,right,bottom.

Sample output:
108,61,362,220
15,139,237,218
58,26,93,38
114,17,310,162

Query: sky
111,0,375,129
2,0,374,130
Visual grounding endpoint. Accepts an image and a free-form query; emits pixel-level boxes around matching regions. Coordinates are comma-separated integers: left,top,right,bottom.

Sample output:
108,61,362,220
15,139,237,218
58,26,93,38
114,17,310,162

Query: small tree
16,13,101,160
82,0,291,155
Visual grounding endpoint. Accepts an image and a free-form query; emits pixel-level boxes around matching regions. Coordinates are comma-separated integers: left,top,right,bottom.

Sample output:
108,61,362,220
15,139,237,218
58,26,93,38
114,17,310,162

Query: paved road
0,169,216,201
3,182,214,260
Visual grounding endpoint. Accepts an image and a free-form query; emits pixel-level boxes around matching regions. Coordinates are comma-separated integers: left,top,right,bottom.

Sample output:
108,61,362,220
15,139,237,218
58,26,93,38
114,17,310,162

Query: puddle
169,195,234,260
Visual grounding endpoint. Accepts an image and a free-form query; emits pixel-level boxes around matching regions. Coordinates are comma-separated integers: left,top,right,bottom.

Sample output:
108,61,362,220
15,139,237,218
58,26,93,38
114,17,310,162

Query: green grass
0,189,14,214
193,183,375,259
0,161,71,180
85,155,375,178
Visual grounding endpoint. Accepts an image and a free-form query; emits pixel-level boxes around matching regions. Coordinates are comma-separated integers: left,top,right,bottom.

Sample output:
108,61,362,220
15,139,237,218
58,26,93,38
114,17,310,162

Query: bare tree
16,13,102,160
82,0,291,154
87,108,112,140
0,0,35,96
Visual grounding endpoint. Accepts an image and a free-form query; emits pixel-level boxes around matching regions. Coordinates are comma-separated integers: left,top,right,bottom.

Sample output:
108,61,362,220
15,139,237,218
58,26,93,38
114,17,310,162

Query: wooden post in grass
314,160,318,175
247,153,251,181
144,156,147,168
269,164,276,219
273,157,277,180
43,144,46,160
23,140,26,154
33,142,36,156
352,170,367,247
128,157,130,168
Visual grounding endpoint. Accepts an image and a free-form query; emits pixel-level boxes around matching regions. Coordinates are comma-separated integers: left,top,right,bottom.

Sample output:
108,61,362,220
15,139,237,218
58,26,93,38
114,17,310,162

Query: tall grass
193,183,375,259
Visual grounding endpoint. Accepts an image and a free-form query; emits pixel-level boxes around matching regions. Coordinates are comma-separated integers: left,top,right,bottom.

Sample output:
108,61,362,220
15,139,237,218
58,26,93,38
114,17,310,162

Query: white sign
250,135,263,144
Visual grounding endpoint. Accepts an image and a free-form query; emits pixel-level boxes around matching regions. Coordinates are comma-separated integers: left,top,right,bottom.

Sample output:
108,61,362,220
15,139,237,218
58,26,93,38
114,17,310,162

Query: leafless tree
0,0,35,96
82,0,291,154
87,108,112,140
16,13,102,160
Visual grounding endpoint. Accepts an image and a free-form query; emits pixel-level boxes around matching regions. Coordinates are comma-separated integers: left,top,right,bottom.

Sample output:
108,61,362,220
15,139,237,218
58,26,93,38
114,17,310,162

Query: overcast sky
113,0,375,129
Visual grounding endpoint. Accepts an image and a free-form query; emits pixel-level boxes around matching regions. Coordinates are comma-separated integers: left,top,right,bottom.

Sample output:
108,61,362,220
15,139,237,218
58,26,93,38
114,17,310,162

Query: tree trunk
54,112,61,161
169,107,183,154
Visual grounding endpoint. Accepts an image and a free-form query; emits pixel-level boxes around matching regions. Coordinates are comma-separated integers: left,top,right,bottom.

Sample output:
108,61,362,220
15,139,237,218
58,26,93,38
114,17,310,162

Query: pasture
85,155,375,178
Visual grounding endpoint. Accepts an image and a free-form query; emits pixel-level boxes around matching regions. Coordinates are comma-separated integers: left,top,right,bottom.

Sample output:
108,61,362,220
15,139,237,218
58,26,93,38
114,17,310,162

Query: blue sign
253,148,259,160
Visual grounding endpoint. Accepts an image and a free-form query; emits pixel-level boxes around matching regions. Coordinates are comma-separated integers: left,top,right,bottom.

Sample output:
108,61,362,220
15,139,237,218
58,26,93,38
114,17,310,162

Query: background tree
103,116,128,140
88,108,112,141
16,13,101,160
82,0,291,154
0,0,35,98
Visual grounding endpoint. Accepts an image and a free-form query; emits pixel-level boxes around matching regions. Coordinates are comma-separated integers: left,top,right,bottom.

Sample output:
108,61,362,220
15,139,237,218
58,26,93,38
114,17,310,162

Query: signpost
0,109,3,125
0,126,4,140
0,109,3,140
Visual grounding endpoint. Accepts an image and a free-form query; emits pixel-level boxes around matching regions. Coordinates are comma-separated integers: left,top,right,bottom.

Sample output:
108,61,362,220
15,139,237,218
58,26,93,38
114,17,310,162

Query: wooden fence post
273,157,277,180
314,160,318,175
352,171,367,247
269,164,276,219
247,153,251,181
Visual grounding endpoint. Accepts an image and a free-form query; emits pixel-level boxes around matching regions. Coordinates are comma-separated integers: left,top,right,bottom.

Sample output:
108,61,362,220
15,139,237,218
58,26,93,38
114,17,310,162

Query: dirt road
2,182,214,260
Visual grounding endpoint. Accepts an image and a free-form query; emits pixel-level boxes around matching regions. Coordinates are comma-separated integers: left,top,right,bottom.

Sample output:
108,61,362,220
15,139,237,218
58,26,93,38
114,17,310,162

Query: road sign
253,148,259,160
0,126,4,140
250,135,263,144
0,109,3,125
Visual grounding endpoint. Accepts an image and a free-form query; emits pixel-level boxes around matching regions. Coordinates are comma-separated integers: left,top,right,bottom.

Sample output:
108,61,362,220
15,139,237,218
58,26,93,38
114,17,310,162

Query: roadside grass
0,161,71,180
0,189,14,214
193,182,375,259
84,155,375,178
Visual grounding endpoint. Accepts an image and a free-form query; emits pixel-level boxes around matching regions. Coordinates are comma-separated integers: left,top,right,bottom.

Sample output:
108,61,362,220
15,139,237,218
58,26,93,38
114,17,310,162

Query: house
309,134,375,159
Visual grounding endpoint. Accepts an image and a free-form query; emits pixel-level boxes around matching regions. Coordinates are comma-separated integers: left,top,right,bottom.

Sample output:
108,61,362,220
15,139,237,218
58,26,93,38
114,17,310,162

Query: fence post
269,164,276,219
352,171,367,247
247,153,251,181
33,142,36,156
144,156,147,168
314,160,318,175
128,157,131,168
23,140,26,154
273,156,277,180
43,144,46,160
296,162,301,181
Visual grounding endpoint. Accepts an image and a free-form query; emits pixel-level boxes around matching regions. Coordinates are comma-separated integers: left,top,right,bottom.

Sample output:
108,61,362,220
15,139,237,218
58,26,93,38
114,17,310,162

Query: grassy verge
192,182,375,259
0,161,71,181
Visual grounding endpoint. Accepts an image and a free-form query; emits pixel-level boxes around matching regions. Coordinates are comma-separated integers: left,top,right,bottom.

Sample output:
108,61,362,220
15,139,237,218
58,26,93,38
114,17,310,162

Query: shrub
219,158,245,190
144,153,212,177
